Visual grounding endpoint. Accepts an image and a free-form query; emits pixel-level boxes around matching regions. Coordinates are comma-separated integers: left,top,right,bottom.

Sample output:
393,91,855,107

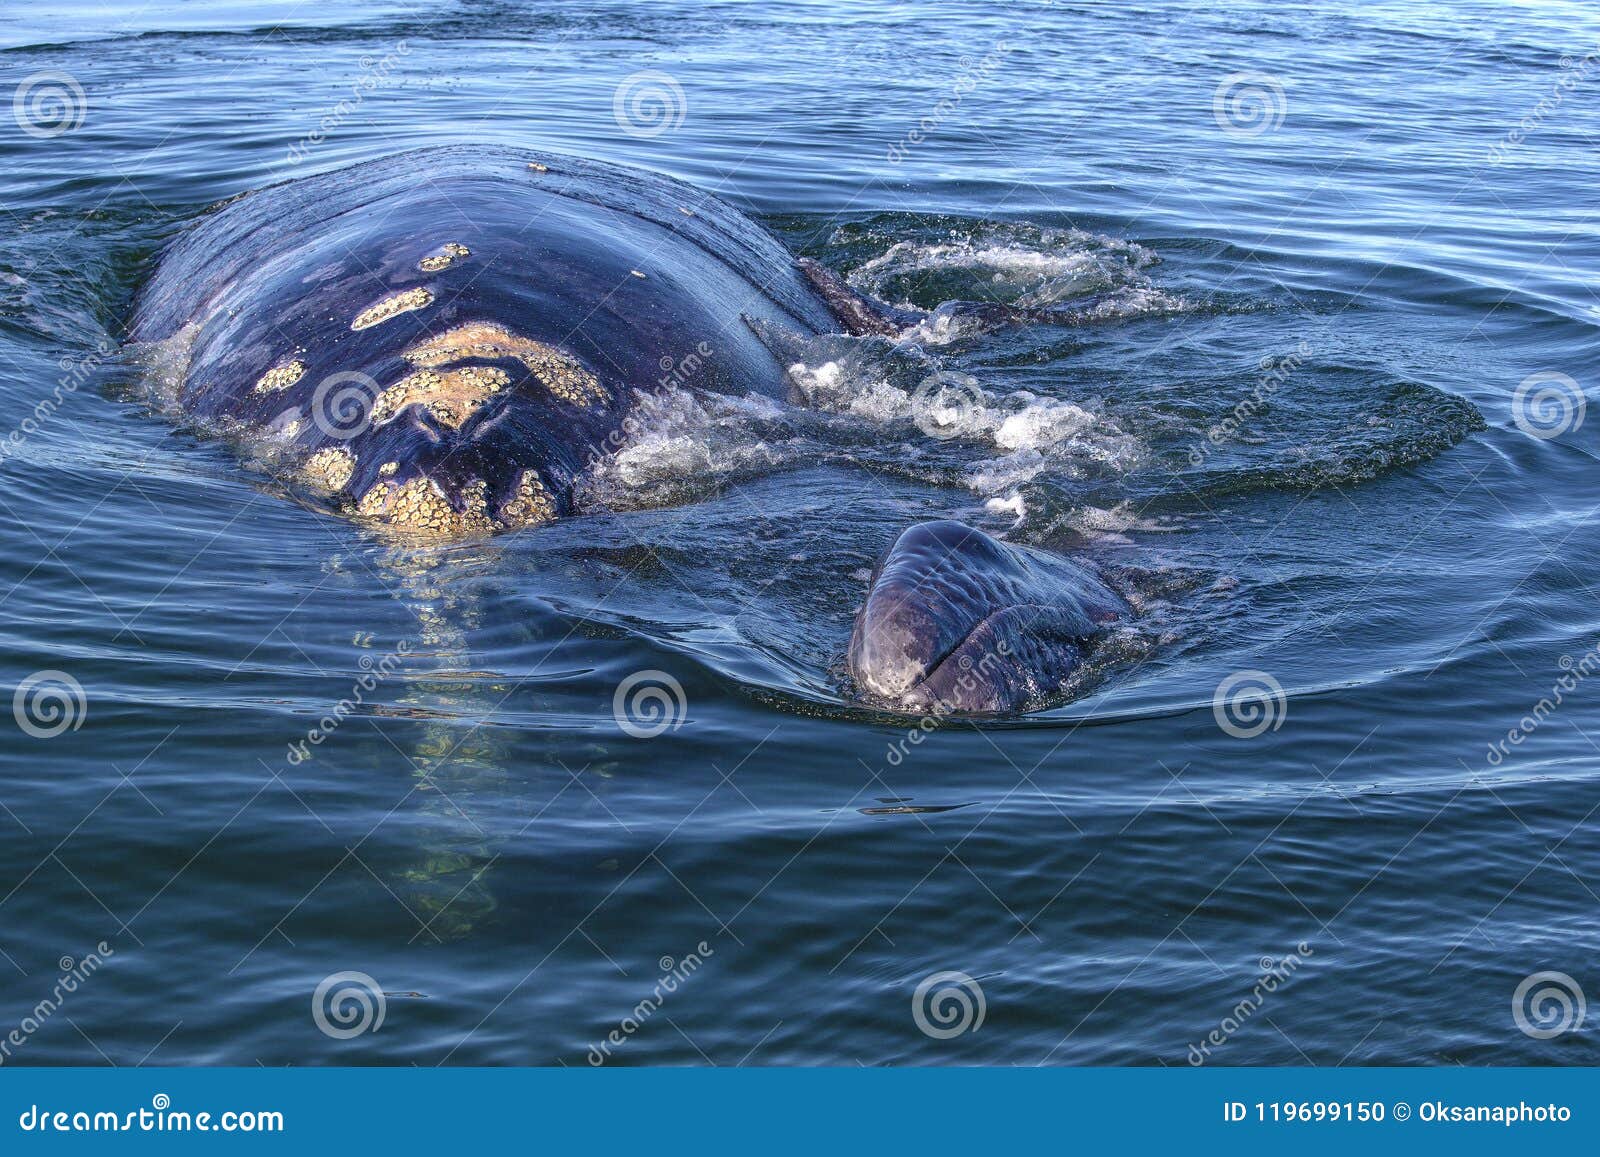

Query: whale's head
847,521,1125,715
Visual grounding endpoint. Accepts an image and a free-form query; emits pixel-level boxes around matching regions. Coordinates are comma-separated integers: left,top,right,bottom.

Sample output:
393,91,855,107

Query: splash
836,219,1179,316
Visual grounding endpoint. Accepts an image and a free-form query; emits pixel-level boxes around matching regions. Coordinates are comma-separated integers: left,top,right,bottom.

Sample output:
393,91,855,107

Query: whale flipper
846,520,1125,714
796,256,921,337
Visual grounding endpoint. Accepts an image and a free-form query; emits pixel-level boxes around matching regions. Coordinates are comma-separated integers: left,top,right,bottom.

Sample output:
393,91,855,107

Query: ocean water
2,0,1599,1066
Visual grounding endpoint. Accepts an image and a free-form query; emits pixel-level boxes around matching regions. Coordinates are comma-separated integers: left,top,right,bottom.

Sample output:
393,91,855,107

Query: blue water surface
1,0,1599,1066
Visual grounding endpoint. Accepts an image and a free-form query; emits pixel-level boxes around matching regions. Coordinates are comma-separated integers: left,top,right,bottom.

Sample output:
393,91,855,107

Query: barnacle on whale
499,470,557,529
352,287,434,331
418,242,470,272
302,446,355,493
356,475,495,538
402,322,609,407
253,359,305,393
369,365,509,429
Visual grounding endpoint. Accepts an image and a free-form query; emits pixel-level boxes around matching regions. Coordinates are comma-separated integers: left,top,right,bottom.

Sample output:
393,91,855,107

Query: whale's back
132,147,837,536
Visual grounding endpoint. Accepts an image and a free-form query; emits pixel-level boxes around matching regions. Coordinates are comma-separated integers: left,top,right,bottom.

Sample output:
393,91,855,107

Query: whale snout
846,520,1125,715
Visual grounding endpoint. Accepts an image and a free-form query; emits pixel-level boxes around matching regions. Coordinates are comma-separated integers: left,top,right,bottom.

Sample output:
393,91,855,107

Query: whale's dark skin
132,146,1125,712
847,521,1126,714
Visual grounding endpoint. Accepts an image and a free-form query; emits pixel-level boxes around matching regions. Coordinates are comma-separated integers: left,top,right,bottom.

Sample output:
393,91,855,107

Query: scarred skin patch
352,287,434,331
402,322,609,407
418,242,470,273
254,359,305,393
302,446,355,493
369,365,509,429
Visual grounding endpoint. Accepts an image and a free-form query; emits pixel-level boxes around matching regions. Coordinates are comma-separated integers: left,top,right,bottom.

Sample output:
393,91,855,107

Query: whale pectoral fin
846,520,1126,715
799,254,1123,341
796,257,921,338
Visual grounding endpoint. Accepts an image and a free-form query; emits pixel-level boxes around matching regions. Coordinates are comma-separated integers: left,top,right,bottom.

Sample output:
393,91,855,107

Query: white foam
985,492,1027,521
845,225,1162,310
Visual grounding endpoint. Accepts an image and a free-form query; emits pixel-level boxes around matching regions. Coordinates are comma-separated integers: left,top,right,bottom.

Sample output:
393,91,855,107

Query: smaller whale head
847,521,1125,715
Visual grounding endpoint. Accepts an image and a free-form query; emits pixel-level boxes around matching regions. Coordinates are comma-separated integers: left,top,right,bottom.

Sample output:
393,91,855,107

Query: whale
131,145,1124,713
846,521,1126,714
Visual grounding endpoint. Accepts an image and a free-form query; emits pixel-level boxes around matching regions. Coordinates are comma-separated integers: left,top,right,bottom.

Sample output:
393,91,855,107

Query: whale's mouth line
865,601,1016,709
